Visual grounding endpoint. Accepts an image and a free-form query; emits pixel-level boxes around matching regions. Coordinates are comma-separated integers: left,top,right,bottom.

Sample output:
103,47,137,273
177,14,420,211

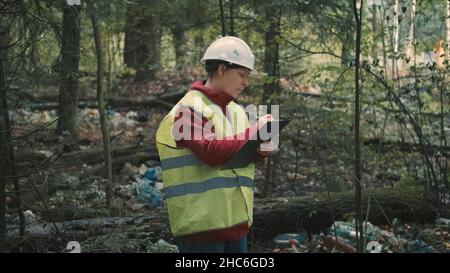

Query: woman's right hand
256,140,279,157
257,114,273,130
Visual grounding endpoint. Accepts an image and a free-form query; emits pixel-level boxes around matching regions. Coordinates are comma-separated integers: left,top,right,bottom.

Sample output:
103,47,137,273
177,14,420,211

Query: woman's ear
218,64,226,78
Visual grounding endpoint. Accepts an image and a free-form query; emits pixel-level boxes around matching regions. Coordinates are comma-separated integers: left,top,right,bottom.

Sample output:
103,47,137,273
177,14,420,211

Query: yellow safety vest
155,90,255,237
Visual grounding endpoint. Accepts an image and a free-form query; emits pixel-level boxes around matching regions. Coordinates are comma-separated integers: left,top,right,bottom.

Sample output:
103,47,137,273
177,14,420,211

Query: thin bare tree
353,0,364,253
219,0,226,36
88,0,113,207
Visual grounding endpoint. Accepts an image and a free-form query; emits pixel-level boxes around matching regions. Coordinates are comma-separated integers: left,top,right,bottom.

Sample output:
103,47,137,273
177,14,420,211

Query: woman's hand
257,114,273,130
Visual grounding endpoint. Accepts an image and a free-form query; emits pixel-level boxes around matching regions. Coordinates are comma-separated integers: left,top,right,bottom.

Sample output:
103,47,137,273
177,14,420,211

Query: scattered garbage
125,111,138,120
29,110,55,125
23,210,38,224
115,165,163,209
154,182,164,192
135,177,162,208
106,108,115,117
320,218,450,253
322,235,357,253
366,241,383,253
110,112,137,130
273,232,308,248
272,239,307,253
329,221,357,243
64,241,81,253
144,166,161,181
325,220,410,253
148,239,178,253
135,166,163,208
436,218,450,227
406,239,438,253
5,210,39,227
138,164,148,176
120,163,142,176
329,220,385,244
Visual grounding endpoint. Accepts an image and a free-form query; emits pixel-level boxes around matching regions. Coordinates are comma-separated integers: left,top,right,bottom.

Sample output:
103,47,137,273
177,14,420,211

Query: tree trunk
229,0,235,36
406,0,416,63
134,2,162,83
124,0,162,83
56,3,81,136
262,6,281,191
124,5,137,69
194,33,205,63
0,1,26,248
392,0,399,75
371,4,378,61
191,0,206,62
263,6,281,103
88,0,113,208
171,22,189,70
0,11,8,253
353,0,364,252
447,0,450,62
393,0,399,55
341,14,354,67
380,5,389,79
219,0,226,36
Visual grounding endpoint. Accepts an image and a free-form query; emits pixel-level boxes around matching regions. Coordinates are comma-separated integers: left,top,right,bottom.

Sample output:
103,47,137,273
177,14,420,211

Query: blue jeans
177,236,248,253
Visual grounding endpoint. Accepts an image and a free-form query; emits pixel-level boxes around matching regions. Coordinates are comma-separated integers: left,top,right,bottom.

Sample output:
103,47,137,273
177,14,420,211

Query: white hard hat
201,36,256,72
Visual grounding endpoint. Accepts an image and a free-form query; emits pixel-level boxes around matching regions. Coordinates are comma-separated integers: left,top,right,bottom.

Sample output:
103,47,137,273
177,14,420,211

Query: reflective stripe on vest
164,176,254,198
160,154,202,170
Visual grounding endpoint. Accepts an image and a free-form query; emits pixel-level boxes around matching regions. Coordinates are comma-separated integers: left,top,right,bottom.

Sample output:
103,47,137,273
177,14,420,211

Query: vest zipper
232,169,251,223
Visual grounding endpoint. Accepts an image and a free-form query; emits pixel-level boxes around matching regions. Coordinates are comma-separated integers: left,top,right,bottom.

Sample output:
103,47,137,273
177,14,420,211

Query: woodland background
0,0,449,253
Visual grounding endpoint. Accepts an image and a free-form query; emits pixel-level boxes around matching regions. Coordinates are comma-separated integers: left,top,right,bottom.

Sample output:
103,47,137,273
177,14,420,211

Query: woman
155,36,277,253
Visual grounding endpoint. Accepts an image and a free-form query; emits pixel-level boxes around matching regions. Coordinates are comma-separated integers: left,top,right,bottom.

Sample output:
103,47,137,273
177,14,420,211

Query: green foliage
394,174,425,193
3,0,448,201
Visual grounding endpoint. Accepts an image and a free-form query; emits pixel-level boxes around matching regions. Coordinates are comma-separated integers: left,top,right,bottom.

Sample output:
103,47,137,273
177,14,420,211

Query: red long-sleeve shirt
173,80,261,242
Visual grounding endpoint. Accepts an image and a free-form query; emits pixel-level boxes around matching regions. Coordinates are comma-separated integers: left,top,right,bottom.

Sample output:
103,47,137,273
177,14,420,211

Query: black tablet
221,119,291,170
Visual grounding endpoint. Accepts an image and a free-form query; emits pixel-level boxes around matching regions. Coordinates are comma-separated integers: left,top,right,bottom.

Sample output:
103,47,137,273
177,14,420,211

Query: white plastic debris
366,241,382,253
149,239,178,253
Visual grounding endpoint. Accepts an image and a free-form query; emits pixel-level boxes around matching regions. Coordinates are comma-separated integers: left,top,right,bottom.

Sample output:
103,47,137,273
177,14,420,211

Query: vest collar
191,80,235,111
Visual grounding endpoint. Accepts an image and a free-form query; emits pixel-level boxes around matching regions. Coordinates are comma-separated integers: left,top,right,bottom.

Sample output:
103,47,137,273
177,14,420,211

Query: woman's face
217,65,250,98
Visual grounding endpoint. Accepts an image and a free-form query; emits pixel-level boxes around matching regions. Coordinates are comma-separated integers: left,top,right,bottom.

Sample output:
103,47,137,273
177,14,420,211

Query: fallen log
28,90,185,111
6,210,171,242
58,144,157,166
20,87,184,103
7,188,446,243
252,188,448,239
364,138,450,157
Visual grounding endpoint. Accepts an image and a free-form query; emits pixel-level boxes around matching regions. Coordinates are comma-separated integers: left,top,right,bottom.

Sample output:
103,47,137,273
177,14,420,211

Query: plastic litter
406,239,438,253
144,166,161,181
135,178,162,208
273,232,308,248
435,218,450,226
149,239,178,253
134,167,163,208
366,241,383,253
322,235,357,253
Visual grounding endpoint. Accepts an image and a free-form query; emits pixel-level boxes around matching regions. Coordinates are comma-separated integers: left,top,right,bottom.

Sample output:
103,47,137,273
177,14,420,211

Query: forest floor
5,73,450,253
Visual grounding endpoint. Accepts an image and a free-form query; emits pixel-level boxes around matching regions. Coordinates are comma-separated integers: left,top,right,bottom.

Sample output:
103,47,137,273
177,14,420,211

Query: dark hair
204,60,246,78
